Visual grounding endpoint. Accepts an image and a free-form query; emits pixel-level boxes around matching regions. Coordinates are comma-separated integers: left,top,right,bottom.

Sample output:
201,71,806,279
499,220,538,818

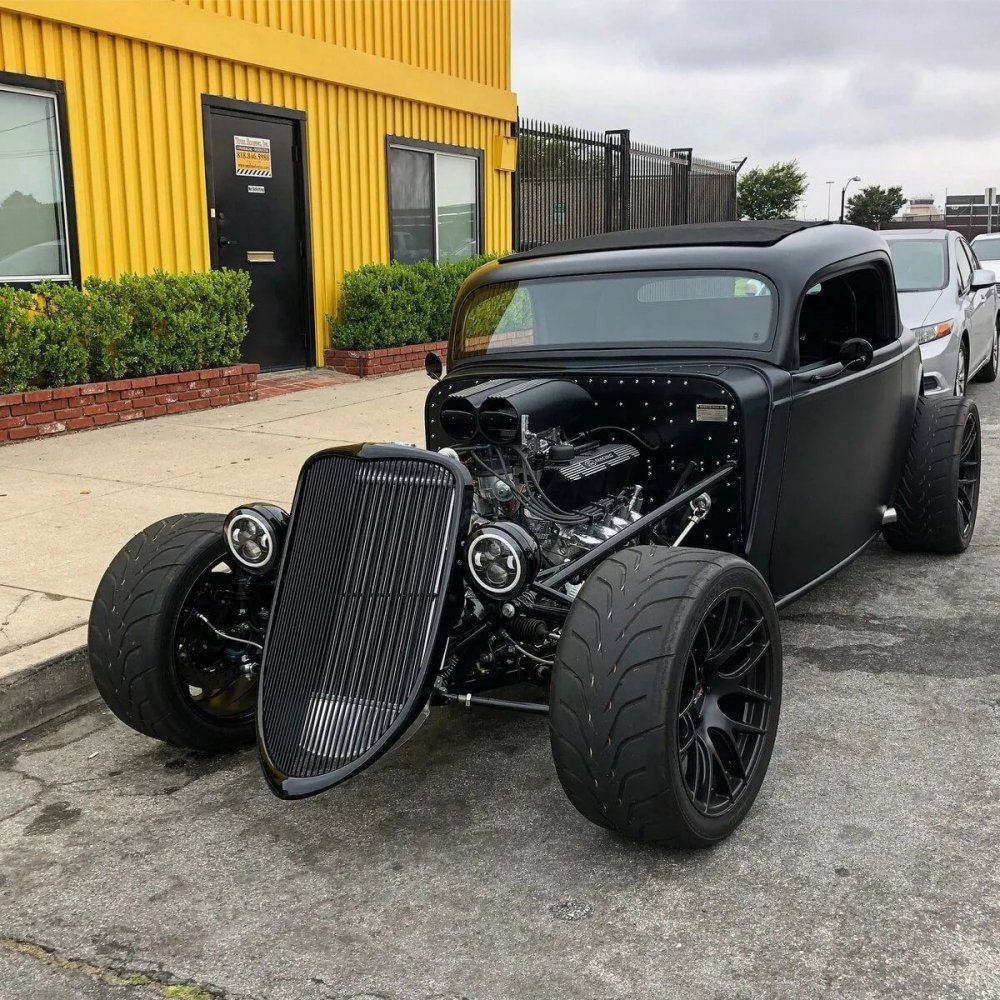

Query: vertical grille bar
258,449,464,791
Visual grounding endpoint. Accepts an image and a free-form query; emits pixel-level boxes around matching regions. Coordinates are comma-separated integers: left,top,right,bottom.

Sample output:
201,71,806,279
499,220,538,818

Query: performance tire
549,546,782,848
88,513,257,752
883,396,981,554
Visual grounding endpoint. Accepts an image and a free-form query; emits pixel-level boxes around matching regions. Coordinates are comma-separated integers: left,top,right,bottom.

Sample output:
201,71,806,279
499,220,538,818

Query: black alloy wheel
957,408,980,540
549,546,783,847
677,589,775,817
89,514,274,752
883,396,981,554
174,555,270,722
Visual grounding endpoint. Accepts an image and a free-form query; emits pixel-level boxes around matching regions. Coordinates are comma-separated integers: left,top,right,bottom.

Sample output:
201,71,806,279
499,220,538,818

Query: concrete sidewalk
0,370,428,714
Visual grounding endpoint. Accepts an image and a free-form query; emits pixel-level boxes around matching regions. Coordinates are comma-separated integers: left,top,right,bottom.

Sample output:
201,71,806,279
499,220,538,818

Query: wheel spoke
717,637,770,684
705,731,735,801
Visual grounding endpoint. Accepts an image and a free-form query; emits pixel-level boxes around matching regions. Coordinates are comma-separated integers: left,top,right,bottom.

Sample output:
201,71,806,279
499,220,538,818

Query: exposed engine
441,378,648,573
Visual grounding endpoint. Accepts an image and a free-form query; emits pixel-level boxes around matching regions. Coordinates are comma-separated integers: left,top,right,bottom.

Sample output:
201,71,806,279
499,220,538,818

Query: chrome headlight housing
223,504,288,574
912,321,953,345
465,522,540,599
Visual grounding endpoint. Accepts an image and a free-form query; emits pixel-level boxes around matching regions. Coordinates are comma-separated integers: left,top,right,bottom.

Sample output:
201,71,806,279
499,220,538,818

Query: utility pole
840,176,860,224
826,181,834,221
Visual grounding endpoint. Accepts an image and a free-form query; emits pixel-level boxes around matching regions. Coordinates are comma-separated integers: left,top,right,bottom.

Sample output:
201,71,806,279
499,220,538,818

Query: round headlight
465,522,539,599
223,505,287,574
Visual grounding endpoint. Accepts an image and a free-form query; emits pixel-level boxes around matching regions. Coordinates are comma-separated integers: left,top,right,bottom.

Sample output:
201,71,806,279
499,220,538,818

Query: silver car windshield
886,239,948,293
974,236,1000,262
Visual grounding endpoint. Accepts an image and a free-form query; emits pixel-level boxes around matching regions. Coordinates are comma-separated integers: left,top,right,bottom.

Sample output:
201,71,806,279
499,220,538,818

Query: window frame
793,259,897,370
0,70,80,288
956,239,974,293
385,136,484,264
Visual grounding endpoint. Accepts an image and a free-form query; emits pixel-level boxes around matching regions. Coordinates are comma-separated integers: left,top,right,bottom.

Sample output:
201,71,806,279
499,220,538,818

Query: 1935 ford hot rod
89,221,983,847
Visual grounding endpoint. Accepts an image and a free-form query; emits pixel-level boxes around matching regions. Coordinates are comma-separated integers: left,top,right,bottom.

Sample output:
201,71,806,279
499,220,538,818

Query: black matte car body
89,221,982,847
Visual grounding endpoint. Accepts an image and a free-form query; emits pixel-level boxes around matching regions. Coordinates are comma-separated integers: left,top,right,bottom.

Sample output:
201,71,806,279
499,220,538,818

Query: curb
0,627,96,743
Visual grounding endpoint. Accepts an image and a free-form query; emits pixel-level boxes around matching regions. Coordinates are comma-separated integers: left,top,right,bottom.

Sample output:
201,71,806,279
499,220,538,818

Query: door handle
218,237,238,247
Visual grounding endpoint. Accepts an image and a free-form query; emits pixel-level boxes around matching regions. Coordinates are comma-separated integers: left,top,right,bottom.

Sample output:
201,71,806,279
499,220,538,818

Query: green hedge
329,255,497,350
0,270,252,395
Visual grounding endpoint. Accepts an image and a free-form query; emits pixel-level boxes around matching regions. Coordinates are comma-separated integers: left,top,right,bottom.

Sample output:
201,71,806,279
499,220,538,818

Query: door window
957,241,973,291
388,140,481,264
0,81,73,283
797,266,892,367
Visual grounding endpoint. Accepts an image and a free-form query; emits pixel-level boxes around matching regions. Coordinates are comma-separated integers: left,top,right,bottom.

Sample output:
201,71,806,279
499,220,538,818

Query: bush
329,255,497,350
0,270,251,394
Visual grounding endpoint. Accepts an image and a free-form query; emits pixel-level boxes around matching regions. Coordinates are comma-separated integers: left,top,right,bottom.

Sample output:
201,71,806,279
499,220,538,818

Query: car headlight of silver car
912,321,953,345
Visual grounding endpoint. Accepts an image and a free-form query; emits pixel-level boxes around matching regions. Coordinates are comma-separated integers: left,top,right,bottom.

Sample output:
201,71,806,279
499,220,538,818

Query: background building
0,0,517,368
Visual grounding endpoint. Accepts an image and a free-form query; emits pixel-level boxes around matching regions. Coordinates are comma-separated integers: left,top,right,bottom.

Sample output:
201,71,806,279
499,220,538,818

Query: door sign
234,135,272,178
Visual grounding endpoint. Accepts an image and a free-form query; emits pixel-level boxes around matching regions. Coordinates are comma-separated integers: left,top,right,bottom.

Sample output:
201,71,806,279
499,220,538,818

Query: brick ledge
325,340,447,378
0,364,260,445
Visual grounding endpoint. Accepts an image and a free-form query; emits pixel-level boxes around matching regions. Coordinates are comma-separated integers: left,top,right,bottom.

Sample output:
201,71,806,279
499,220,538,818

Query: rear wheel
549,546,782,847
88,514,273,752
883,396,980,554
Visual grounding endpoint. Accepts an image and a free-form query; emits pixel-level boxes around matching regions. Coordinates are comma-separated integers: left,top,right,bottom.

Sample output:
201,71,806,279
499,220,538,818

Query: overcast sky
511,0,1000,219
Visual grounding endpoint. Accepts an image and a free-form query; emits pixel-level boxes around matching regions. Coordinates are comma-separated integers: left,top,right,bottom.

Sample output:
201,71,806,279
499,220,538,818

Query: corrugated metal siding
0,2,513,363
179,0,511,91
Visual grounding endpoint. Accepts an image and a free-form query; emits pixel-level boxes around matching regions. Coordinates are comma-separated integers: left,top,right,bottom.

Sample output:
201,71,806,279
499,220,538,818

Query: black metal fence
513,119,738,251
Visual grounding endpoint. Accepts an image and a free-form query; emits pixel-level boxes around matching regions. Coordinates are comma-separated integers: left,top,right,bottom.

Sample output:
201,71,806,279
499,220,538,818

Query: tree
845,185,907,228
737,161,807,220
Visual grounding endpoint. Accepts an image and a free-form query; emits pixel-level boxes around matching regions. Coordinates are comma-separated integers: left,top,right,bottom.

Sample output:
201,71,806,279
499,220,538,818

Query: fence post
603,129,630,231
511,118,521,251
670,147,692,225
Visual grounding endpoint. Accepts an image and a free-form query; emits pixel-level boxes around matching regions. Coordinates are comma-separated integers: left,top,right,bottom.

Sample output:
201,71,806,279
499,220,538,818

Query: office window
0,78,73,283
388,139,481,264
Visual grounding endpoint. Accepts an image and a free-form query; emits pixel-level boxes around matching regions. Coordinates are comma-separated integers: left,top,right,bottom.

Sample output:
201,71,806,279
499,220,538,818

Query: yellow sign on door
234,135,272,178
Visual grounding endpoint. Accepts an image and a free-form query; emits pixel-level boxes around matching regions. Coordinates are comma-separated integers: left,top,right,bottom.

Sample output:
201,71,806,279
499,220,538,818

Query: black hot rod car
89,221,982,847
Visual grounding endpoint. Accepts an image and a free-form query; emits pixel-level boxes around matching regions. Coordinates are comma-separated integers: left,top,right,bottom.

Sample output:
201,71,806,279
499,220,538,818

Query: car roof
503,220,830,261
880,228,952,240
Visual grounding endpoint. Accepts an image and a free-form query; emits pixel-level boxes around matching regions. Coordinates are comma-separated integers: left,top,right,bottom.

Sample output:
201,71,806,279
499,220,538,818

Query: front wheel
88,514,273,752
973,320,1000,383
549,547,782,848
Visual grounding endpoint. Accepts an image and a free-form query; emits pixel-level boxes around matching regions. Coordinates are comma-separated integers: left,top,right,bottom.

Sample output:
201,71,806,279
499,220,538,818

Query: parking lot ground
2,381,1000,1000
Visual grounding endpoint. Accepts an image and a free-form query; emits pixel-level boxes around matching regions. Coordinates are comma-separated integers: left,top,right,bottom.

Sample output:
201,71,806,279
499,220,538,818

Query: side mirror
971,268,996,291
839,337,874,372
424,351,443,381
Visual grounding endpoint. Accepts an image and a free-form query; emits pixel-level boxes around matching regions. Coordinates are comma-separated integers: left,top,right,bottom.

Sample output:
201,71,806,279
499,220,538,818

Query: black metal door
204,101,310,370
769,344,904,597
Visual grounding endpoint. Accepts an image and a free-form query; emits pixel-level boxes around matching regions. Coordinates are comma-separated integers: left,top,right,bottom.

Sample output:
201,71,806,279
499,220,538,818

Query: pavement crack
0,936,250,999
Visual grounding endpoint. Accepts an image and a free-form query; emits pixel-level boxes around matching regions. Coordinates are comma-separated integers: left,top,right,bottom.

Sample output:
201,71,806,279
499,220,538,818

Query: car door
770,264,913,599
965,240,997,366
956,239,989,371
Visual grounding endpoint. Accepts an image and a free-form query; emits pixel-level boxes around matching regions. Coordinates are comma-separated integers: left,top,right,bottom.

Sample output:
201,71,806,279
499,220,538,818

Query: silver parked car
971,233,1000,287
883,229,999,395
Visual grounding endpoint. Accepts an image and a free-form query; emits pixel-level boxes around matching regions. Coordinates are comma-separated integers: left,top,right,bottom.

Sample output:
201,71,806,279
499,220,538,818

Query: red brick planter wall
325,340,447,378
0,363,259,445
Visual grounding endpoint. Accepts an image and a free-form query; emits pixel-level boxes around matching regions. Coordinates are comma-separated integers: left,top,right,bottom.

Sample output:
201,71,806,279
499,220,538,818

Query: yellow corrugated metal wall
0,0,514,364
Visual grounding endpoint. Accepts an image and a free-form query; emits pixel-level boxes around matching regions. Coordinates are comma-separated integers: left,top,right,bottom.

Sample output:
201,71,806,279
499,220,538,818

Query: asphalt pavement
2,381,1000,1000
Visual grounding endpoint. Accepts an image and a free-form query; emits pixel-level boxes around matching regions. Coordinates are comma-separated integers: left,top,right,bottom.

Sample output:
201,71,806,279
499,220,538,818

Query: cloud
512,0,1000,217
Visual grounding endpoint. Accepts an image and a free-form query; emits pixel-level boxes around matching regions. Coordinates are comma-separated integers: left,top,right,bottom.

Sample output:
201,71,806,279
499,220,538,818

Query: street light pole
839,176,861,224
826,181,834,221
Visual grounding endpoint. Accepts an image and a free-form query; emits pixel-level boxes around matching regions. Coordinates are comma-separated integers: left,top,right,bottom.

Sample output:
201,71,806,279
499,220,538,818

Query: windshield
886,239,949,292
974,236,1000,262
454,271,776,359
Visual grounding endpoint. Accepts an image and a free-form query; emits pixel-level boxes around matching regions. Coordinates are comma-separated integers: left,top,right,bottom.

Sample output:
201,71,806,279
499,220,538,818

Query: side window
797,266,891,368
957,242,973,291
